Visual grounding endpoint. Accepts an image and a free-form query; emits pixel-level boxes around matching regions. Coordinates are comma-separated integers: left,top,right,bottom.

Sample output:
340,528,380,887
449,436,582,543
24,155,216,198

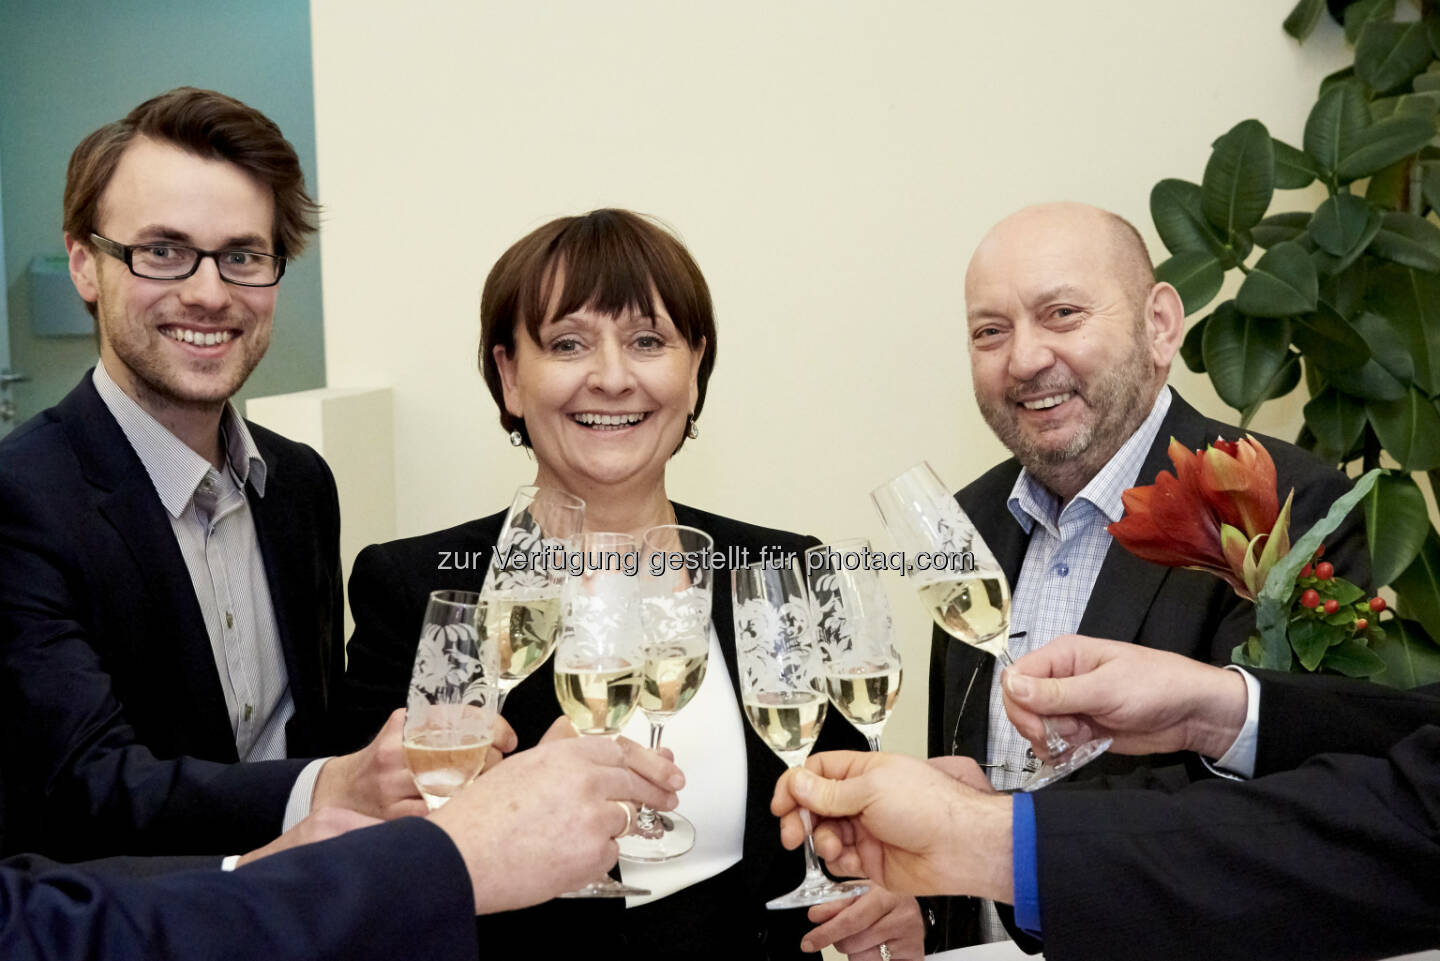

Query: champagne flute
403,590,500,810
805,539,902,752
871,462,1111,790
618,524,714,863
553,532,650,898
733,559,869,910
483,486,585,711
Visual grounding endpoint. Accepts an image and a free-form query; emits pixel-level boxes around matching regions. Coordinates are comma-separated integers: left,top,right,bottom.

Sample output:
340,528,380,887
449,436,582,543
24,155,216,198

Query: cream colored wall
309,1,1351,763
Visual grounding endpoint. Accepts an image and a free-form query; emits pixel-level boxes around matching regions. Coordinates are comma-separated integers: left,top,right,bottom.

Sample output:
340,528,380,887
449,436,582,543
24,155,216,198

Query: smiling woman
336,209,921,960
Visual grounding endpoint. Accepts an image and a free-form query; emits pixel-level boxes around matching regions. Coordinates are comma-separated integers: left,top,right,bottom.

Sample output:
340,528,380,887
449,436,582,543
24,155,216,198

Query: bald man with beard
926,203,1368,949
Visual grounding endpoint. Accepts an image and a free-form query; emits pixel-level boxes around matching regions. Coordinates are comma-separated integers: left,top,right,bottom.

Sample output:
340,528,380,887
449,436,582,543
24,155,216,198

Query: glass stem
996,648,1071,756
635,720,666,831
866,735,883,752
496,686,511,713
799,808,827,880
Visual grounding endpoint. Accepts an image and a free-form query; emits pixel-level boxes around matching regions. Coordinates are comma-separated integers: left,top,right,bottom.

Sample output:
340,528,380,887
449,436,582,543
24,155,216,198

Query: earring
686,414,700,440
509,429,524,447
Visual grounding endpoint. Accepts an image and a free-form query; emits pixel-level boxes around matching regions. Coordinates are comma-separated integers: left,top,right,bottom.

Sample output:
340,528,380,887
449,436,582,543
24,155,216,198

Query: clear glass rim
869,459,944,498
428,589,483,609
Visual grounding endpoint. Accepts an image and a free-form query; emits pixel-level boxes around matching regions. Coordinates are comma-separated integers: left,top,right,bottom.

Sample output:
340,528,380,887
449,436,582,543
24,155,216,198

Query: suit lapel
63,377,236,759
1076,392,1211,644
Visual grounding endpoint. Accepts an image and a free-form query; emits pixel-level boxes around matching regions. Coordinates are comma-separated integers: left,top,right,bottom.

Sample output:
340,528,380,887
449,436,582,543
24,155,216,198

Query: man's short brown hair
63,86,319,263
479,209,717,449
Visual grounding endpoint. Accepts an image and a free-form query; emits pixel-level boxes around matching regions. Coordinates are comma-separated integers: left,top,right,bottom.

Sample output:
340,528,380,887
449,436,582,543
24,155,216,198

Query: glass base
557,876,651,898
765,877,869,910
1018,736,1112,792
617,811,695,863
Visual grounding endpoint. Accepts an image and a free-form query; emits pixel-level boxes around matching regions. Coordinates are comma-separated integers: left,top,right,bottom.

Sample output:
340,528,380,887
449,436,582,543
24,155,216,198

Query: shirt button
1054,562,1070,577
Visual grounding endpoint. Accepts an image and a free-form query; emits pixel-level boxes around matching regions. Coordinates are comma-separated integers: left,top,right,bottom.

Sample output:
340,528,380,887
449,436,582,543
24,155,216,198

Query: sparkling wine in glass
403,590,500,810
618,524,714,863
872,462,1111,790
553,532,649,898
484,486,585,711
805,539,902,752
733,559,869,910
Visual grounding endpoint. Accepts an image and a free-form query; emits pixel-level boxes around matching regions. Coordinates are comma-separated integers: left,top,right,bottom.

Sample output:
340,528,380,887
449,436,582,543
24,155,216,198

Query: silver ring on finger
613,801,633,838
879,942,892,961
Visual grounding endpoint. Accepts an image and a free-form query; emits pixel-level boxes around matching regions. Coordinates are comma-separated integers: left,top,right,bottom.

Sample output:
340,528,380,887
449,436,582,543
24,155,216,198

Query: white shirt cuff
1203,666,1260,779
282,757,331,831
221,854,241,871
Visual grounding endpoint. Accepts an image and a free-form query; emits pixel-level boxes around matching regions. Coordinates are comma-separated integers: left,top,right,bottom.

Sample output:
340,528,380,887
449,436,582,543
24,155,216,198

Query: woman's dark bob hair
479,208,716,450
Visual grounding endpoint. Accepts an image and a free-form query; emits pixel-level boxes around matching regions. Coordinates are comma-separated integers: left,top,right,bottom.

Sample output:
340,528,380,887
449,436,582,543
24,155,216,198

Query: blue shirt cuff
1012,792,1042,937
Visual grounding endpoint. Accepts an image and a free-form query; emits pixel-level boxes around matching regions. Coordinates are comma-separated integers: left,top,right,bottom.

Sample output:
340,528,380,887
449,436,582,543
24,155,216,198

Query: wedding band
613,801,632,838
879,943,892,961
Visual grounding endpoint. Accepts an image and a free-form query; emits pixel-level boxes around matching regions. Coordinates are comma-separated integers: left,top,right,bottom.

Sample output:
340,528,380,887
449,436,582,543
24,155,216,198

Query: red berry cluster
1294,544,1385,635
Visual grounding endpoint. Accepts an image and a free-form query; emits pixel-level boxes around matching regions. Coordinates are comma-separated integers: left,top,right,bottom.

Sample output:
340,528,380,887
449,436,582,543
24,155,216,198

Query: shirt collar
1007,386,1172,532
92,362,268,518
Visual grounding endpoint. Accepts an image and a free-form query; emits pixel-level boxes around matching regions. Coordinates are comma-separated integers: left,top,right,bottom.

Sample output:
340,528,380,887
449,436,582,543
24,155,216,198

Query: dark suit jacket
340,502,867,961
1033,673,1440,961
0,817,477,961
928,391,1369,948
0,373,344,859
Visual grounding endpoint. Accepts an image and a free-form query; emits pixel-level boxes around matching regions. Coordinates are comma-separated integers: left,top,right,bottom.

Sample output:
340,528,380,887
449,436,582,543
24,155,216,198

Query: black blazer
341,501,867,961
928,391,1369,948
0,817,478,961
0,373,344,859
1033,673,1440,961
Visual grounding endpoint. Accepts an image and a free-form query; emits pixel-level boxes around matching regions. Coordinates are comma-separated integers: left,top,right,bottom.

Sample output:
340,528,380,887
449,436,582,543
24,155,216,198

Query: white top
619,622,748,906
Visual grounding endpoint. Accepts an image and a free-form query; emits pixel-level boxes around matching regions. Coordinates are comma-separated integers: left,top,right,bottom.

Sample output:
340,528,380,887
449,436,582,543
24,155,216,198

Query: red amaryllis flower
1109,436,1293,601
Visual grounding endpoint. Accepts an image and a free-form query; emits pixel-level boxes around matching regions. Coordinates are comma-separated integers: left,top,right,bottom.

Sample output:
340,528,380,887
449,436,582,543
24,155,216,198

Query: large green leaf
1365,265,1440,393
1156,251,1224,316
1304,81,1371,177
1235,241,1318,317
1414,62,1440,92
1351,311,1416,383
1240,353,1303,429
1321,638,1387,677
1253,211,1312,248
1150,179,1227,258
1369,212,1440,272
1368,389,1440,470
1308,194,1383,267
1271,138,1320,190
1294,305,1372,370
1303,387,1368,463
1330,359,1409,400
1337,115,1435,183
1394,532,1440,643
1344,0,1394,46
1256,470,1382,670
1180,316,1208,373
1355,21,1433,93
1372,618,1440,689
1364,473,1429,585
1203,120,1275,237
1289,617,1345,671
1283,0,1326,41
1319,66,1359,98
1428,15,1440,58
1202,304,1291,411
1364,157,1409,208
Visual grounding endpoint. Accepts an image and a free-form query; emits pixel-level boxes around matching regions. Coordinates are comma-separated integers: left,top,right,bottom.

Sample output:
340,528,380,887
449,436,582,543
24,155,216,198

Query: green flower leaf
1150,179,1228,258
1305,81,1371,177
1303,387,1368,463
1372,618,1440,689
1201,303,1291,411
1355,21,1433,93
1320,638,1387,677
1256,469,1382,671
1290,617,1345,671
1235,240,1318,317
1363,472,1429,585
1156,251,1224,316
1367,389,1440,471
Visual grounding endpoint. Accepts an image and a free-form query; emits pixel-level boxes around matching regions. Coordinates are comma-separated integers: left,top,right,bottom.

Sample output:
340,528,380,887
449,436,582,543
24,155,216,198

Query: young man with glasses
0,88,419,862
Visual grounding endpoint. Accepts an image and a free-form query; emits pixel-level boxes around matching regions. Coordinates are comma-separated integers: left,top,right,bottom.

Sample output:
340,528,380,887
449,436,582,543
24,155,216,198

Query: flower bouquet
1107,436,1387,677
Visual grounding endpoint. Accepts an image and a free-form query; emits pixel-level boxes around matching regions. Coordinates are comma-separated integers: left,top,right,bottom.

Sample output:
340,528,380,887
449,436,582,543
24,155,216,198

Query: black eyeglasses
90,233,286,287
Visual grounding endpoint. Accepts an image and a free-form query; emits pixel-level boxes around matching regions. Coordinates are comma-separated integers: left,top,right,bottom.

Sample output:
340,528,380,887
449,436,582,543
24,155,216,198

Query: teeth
572,412,647,427
1022,392,1072,410
164,327,234,347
